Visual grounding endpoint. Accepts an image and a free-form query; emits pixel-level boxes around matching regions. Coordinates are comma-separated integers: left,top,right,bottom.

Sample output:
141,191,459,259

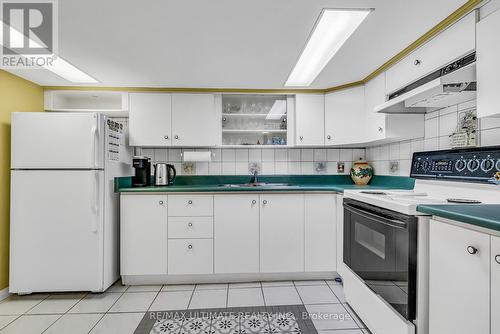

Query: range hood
375,53,476,114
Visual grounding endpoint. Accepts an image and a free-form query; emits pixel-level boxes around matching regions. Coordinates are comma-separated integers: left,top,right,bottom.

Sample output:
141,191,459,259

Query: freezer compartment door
11,112,105,169
10,170,105,293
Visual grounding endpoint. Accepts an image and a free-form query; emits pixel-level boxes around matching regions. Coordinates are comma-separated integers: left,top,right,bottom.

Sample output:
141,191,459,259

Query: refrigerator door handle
91,171,99,233
91,115,99,168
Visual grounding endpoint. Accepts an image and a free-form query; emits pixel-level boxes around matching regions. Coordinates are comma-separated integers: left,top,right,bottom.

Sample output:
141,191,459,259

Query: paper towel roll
182,151,212,162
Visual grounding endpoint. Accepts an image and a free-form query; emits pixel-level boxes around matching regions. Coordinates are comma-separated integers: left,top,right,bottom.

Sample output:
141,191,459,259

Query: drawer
168,195,213,216
168,239,213,275
168,217,213,238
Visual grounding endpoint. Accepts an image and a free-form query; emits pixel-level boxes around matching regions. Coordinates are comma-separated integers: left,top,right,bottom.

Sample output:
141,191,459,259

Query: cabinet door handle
378,127,384,133
188,222,193,227
495,255,500,265
164,135,169,140
262,200,267,205
326,135,331,140
188,200,193,205
174,135,179,140
467,246,478,255
414,59,421,66
187,244,193,250
299,136,303,141
251,200,257,205
159,200,164,205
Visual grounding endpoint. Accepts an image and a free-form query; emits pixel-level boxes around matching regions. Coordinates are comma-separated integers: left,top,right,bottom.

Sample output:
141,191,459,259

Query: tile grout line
292,281,305,306
85,282,131,334
325,281,343,304
259,282,266,307
186,284,196,309
39,292,90,333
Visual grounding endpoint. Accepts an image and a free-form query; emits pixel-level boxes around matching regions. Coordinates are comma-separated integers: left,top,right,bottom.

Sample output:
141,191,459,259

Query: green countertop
417,205,500,232
115,175,415,194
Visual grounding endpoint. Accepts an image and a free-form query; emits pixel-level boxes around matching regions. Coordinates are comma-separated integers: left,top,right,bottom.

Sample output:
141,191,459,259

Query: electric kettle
154,163,176,186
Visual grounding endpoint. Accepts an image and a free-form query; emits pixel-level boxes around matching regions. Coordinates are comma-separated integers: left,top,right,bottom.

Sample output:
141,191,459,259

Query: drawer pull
159,201,164,205
495,255,500,265
188,222,193,227
164,135,169,140
188,244,193,250
188,200,193,205
414,59,421,66
251,200,257,205
467,246,478,255
262,200,268,205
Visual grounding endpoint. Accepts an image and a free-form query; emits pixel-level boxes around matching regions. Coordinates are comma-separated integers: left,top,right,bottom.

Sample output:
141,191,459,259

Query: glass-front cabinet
221,94,288,146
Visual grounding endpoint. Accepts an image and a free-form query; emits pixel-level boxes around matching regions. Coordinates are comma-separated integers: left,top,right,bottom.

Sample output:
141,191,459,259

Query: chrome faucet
251,170,259,184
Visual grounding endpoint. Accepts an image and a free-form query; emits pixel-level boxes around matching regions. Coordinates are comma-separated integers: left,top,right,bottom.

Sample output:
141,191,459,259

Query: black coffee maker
132,156,151,187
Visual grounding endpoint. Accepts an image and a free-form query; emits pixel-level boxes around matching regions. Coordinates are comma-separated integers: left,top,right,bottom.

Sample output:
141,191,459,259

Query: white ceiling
7,0,469,89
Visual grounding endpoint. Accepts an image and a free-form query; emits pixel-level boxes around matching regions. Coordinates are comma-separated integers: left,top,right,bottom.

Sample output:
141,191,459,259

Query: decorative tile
268,312,300,333
181,316,212,334
239,314,269,334
211,315,239,334
150,317,184,334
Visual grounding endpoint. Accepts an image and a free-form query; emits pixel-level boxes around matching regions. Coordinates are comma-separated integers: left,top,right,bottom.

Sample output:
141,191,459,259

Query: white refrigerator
9,112,133,294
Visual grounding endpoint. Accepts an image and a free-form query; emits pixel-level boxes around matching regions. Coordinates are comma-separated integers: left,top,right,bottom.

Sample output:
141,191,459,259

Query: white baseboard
0,287,10,301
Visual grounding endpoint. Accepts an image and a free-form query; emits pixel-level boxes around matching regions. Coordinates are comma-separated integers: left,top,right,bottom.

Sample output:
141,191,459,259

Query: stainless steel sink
218,182,292,188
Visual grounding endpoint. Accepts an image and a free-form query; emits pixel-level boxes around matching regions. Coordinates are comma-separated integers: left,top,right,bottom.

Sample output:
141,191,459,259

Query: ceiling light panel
285,9,372,87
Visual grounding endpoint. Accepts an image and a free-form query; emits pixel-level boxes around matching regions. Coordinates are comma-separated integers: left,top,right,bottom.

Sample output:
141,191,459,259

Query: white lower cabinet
260,194,305,273
121,192,337,281
492,236,500,334
214,195,260,274
304,194,337,272
120,195,167,275
168,239,214,275
429,220,490,334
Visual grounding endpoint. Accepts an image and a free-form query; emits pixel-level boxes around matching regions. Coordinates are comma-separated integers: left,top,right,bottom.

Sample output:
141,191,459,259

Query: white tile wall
141,147,365,176
367,99,500,176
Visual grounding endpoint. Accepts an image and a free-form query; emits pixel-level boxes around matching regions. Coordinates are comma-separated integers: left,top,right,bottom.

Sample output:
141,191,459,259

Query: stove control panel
410,146,500,183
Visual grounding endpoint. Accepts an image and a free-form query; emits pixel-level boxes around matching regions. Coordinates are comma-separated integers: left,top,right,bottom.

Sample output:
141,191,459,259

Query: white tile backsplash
367,100,500,176
145,147,362,176
261,149,275,162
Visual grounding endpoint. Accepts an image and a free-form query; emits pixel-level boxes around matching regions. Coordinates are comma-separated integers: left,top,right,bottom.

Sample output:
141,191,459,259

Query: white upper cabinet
325,86,365,146
386,11,476,94
477,8,500,118
429,220,490,334
171,94,217,147
129,93,172,147
295,94,325,146
364,73,388,142
129,93,217,147
364,73,425,143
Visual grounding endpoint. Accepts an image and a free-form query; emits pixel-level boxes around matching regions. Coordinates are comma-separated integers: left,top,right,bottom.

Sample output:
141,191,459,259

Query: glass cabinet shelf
222,94,288,146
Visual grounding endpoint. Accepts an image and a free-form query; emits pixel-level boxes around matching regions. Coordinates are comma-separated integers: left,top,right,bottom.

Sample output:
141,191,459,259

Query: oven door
343,199,417,321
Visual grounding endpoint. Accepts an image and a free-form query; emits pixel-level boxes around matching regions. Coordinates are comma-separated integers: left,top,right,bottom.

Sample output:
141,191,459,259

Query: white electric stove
341,146,500,334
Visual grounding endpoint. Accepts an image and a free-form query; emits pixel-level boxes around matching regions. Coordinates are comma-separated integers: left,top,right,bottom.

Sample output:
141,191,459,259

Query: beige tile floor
0,280,371,334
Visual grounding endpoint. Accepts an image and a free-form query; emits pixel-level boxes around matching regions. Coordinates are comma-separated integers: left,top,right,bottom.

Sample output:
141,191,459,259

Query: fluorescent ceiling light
0,20,98,83
285,9,371,87
266,100,287,120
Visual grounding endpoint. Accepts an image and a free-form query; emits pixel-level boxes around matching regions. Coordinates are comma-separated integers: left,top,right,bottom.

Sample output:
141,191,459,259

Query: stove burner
360,191,387,195
446,198,482,204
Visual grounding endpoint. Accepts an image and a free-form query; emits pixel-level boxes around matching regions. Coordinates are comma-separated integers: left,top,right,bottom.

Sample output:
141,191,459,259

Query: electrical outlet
389,160,399,175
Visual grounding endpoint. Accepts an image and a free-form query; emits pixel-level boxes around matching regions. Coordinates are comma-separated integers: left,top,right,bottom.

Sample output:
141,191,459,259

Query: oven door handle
344,203,408,229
